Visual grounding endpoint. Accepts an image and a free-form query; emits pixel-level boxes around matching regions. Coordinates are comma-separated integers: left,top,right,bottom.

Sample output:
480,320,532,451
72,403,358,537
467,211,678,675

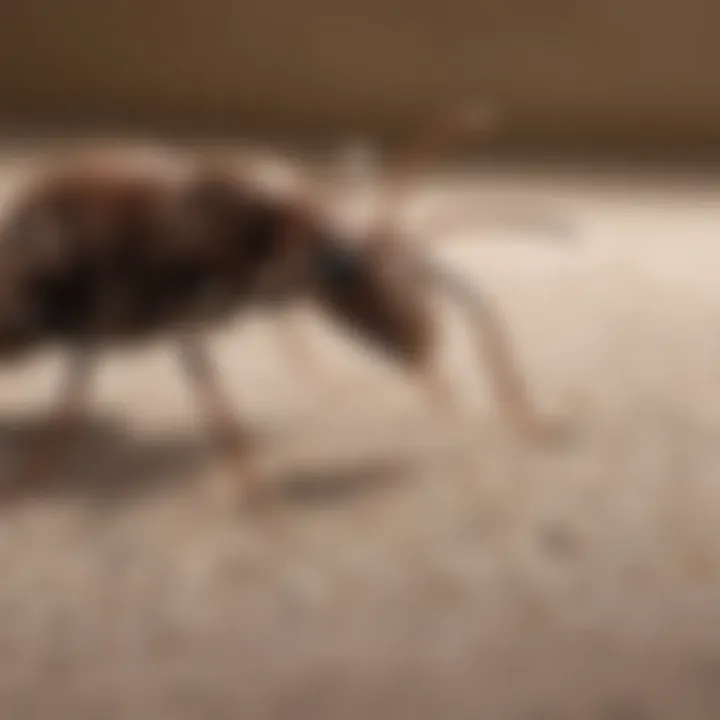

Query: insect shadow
0,410,413,510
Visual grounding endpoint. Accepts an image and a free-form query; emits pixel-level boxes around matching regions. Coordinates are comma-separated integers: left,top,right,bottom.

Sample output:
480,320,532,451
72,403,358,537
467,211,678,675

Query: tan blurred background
1,0,719,157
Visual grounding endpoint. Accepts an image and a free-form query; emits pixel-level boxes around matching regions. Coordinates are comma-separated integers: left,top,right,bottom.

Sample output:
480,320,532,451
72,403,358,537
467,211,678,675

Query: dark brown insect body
0,111,568,508
0,162,298,345
1,156,431,358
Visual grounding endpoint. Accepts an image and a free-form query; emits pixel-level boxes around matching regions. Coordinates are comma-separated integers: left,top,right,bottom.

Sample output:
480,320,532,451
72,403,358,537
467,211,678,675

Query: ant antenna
369,102,499,245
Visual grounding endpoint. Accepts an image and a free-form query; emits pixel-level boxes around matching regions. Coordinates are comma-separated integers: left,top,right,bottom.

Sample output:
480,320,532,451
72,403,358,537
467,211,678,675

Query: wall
0,0,718,151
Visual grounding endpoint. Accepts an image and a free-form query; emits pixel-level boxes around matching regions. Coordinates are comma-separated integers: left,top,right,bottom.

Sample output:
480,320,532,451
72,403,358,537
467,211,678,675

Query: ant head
312,230,436,367
308,101,499,369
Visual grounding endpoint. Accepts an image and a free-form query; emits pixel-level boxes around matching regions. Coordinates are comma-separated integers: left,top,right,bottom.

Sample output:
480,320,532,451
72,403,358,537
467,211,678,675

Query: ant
0,104,571,508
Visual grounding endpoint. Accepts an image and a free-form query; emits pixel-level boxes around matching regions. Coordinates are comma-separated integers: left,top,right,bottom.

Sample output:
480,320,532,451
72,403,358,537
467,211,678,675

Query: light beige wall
0,0,718,147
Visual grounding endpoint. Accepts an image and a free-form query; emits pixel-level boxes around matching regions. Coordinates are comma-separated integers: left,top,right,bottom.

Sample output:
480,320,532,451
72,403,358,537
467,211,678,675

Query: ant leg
469,291,570,443
3,348,96,496
178,336,263,509
426,262,573,444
